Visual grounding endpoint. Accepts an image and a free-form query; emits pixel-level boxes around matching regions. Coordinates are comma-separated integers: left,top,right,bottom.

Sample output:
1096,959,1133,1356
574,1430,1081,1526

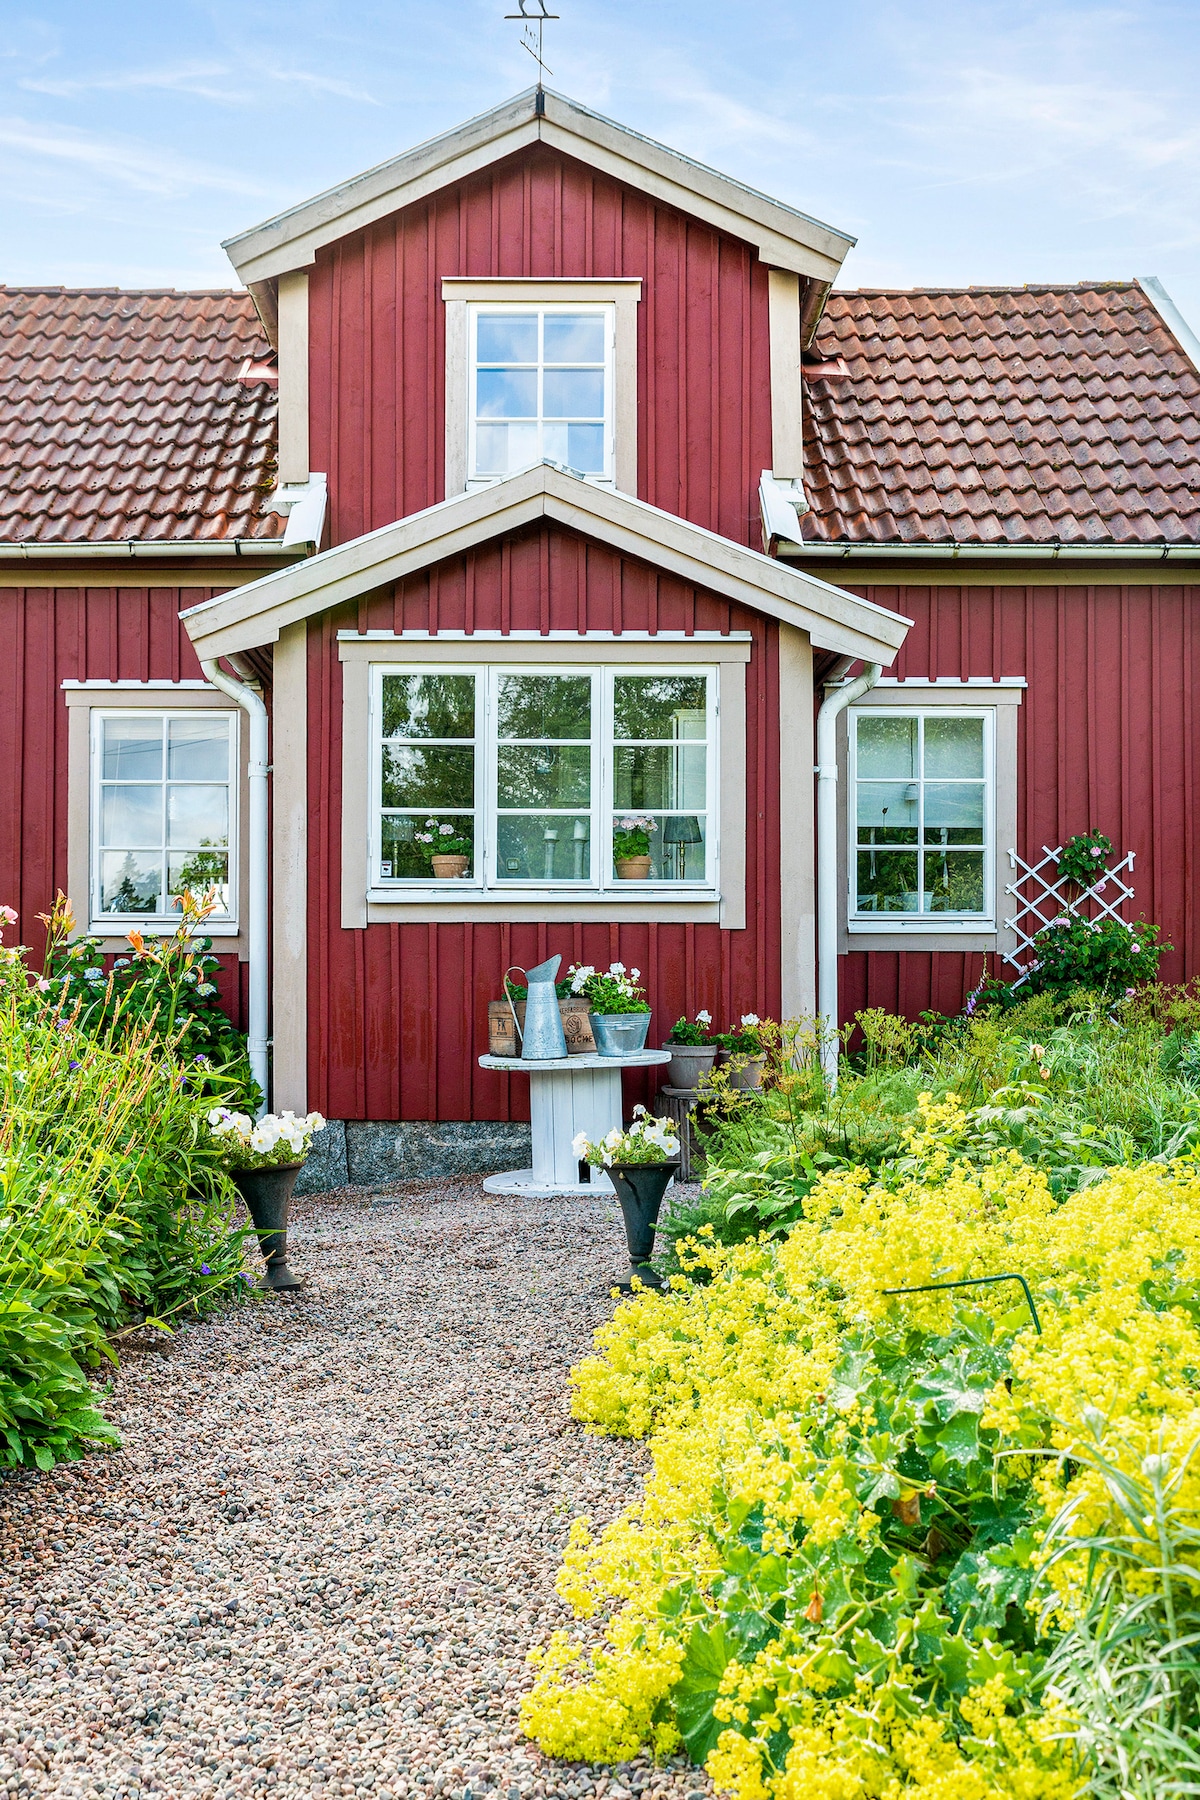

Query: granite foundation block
294,1119,532,1193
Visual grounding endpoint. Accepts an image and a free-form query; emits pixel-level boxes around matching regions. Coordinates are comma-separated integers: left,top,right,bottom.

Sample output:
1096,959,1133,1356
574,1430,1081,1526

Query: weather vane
505,0,559,86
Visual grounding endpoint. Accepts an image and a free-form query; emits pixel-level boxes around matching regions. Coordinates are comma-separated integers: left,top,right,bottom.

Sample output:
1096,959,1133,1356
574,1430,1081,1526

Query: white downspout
202,657,269,1114
816,662,882,1087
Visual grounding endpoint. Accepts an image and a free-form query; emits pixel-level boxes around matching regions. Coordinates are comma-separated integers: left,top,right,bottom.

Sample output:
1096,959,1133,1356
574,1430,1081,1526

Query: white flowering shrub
574,1106,679,1168
208,1108,327,1171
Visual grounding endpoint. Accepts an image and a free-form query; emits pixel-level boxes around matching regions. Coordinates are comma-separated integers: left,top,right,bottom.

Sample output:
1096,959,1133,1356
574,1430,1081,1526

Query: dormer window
469,304,614,484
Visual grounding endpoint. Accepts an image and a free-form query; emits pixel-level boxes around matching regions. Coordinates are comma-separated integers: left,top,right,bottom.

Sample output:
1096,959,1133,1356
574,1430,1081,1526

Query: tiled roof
0,287,283,544
802,282,1200,545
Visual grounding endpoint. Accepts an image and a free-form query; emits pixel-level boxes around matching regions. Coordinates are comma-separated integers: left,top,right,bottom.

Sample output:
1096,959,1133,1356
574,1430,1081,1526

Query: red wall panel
840,582,1200,1021
305,522,781,1122
0,584,247,1025
307,145,773,550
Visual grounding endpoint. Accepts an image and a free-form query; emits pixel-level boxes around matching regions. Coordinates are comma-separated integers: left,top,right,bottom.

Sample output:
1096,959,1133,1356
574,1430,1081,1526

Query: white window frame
63,682,247,947
442,278,641,498
88,707,241,933
840,681,1024,951
367,661,720,900
465,302,616,490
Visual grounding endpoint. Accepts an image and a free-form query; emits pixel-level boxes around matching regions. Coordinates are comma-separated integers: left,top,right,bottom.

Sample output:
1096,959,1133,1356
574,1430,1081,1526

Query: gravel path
0,1182,711,1800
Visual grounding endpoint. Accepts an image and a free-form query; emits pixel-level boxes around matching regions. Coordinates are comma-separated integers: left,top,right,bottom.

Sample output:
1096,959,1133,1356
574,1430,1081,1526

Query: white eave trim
1138,276,1200,377
179,462,911,665
223,87,855,286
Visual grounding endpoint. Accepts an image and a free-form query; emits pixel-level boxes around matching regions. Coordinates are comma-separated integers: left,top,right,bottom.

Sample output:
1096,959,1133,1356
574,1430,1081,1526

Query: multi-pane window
373,666,716,890
851,711,991,918
469,305,613,482
92,712,236,921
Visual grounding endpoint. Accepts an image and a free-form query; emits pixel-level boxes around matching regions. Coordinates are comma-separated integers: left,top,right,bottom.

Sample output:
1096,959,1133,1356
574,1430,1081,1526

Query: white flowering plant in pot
573,1106,679,1168
568,961,650,1015
208,1107,327,1171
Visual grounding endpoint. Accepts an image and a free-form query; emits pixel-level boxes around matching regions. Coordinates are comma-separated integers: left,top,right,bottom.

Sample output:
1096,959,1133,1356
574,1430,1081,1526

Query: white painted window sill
847,918,995,936
366,886,720,905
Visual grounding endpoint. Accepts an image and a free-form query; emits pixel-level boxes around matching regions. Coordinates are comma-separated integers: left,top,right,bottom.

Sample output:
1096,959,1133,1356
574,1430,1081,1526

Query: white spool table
478,1049,672,1197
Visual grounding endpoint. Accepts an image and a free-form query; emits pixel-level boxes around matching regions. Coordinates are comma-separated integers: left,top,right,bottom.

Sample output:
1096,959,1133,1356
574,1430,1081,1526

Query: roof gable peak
223,86,853,288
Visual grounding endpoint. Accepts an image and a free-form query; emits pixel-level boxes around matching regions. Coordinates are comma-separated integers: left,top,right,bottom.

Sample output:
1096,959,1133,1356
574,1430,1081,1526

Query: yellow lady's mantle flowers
520,1100,1200,1799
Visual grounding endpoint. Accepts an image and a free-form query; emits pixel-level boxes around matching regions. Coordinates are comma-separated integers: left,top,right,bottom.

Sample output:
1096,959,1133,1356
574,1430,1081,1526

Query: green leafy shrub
523,1138,1200,1798
0,909,250,1471
41,892,255,1102
1022,916,1165,1000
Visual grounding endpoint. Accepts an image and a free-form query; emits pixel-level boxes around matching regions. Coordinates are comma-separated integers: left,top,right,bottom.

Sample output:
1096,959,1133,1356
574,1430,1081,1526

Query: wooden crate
487,997,596,1057
657,1085,705,1181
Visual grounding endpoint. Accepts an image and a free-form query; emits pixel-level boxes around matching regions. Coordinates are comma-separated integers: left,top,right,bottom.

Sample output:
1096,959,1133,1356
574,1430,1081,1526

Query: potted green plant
568,960,652,1056
574,1106,679,1289
208,1106,326,1290
716,1013,769,1088
663,1009,717,1089
415,817,472,879
612,814,657,879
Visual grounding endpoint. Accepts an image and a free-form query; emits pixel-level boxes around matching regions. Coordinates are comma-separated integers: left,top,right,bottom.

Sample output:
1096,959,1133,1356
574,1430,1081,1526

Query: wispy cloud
22,61,242,102
22,58,378,107
0,117,268,198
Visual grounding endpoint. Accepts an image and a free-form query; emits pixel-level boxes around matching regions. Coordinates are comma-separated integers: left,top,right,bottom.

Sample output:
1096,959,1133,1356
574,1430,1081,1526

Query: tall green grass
0,1000,248,1470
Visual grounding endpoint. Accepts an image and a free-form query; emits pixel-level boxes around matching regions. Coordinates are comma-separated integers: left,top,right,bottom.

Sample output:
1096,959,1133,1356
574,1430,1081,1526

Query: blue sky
2,0,1198,334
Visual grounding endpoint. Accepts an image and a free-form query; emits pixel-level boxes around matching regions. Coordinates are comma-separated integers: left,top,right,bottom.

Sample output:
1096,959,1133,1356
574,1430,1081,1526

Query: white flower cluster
573,1105,679,1168
696,1008,712,1025
568,960,642,998
208,1107,326,1164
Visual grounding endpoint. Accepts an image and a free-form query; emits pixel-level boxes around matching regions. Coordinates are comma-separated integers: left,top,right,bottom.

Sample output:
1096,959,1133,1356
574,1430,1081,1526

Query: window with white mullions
92,712,236,921
470,305,613,481
851,711,991,918
370,665,718,893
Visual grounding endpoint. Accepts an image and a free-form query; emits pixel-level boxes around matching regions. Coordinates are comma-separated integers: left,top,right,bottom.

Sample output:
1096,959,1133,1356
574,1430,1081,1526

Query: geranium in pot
663,1010,717,1090
574,1106,679,1290
715,1013,769,1088
612,814,657,879
208,1107,326,1290
568,960,652,1056
416,817,472,879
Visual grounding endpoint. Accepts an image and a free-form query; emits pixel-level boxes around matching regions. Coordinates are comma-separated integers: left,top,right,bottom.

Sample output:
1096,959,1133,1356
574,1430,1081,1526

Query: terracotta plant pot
608,1160,679,1290
725,1054,767,1090
230,1162,306,1291
663,1042,718,1090
591,1011,652,1056
430,853,470,879
615,856,653,879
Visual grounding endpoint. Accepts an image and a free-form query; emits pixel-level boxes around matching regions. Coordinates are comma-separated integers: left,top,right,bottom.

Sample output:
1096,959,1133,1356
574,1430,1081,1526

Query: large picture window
372,665,717,892
91,711,237,922
468,304,614,483
850,710,992,920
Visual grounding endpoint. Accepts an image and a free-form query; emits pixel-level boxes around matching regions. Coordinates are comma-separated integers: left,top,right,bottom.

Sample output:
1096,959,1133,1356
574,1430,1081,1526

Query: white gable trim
180,463,910,665
223,88,854,287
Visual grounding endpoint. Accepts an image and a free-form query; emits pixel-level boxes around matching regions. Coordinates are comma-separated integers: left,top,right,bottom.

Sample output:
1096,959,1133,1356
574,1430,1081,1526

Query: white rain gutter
201,657,269,1114
782,541,1200,562
816,663,882,1087
0,540,301,562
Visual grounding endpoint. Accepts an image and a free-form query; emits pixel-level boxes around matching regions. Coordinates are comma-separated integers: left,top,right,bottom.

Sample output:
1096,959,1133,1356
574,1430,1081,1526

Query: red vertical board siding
306,522,780,1122
840,583,1200,1022
0,584,247,1025
307,146,773,549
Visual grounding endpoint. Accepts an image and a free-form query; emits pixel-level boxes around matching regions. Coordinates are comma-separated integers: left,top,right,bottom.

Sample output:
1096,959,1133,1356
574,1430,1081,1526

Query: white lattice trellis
1002,845,1137,983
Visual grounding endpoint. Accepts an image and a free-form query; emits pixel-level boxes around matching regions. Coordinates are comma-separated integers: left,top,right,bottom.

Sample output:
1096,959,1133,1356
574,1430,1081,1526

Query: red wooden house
2,88,1198,1187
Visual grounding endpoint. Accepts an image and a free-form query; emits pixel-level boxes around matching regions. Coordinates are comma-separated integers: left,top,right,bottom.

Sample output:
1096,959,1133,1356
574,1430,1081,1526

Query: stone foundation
294,1120,533,1194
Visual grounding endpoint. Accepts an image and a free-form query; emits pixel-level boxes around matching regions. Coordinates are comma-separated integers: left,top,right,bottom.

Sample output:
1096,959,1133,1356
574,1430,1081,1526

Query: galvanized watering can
505,955,568,1060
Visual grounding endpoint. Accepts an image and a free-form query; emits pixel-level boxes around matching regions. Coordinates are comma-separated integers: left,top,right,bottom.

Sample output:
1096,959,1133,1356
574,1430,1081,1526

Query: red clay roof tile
0,287,282,543
802,282,1200,544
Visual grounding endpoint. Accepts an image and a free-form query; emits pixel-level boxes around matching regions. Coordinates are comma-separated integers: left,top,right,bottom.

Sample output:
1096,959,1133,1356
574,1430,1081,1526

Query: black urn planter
231,1162,306,1291
607,1160,679,1291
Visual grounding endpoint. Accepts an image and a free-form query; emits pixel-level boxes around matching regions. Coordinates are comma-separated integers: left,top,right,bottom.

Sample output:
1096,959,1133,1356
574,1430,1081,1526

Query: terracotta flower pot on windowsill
430,854,470,879
615,856,653,880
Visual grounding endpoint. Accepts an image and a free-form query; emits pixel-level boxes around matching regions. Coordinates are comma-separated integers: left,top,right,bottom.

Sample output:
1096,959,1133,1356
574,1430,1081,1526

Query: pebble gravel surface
0,1181,711,1800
